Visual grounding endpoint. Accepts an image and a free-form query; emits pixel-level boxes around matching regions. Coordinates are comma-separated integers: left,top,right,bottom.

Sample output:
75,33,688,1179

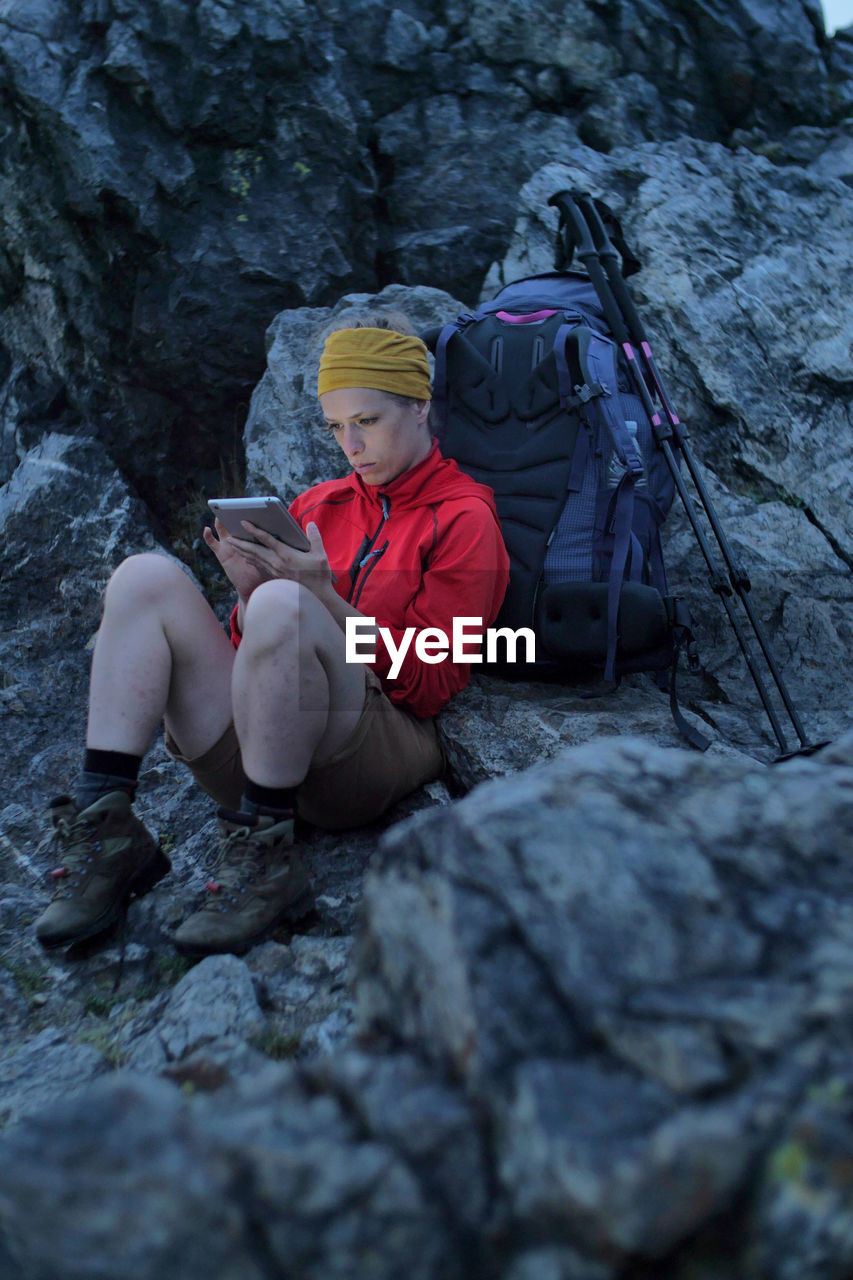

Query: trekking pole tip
772,739,832,764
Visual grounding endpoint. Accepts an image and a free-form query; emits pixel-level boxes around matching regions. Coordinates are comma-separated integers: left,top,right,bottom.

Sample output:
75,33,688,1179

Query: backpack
424,269,705,747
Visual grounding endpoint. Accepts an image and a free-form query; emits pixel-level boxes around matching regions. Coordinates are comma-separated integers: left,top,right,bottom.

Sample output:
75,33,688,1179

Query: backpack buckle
573,380,607,404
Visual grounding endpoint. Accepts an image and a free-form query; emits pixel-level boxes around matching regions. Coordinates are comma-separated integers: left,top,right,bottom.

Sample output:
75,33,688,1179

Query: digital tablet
208,496,311,552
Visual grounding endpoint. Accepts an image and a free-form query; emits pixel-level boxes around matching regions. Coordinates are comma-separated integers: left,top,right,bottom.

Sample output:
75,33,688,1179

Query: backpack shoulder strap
431,310,485,430
559,325,648,681
573,329,643,476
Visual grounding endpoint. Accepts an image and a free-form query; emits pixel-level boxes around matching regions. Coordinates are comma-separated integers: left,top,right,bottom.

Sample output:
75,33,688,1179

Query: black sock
240,778,298,821
77,749,142,809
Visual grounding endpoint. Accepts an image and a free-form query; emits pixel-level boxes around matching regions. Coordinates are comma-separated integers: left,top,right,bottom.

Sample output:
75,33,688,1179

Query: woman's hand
203,517,272,602
210,519,335,603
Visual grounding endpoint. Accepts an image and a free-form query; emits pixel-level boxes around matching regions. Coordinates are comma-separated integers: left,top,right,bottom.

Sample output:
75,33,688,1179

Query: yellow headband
317,327,431,400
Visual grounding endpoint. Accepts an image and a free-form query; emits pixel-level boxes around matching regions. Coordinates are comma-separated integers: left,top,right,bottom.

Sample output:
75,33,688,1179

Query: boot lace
202,825,264,911
49,815,99,900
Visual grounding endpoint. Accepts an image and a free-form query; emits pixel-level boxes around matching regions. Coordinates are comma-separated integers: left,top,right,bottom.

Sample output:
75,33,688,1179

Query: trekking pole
572,191,819,757
548,190,818,758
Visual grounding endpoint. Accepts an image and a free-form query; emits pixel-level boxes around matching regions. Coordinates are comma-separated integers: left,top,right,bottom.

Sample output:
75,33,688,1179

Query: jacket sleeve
370,501,509,718
229,602,242,648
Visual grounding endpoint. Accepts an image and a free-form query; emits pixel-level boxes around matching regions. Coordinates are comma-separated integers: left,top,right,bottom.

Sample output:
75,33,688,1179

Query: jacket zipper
352,541,389,608
347,495,390,605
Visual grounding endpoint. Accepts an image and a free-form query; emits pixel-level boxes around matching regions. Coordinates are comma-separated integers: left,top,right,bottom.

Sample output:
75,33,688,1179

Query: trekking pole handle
549,191,632,345
548,190,598,266
574,192,650,346
572,190,618,262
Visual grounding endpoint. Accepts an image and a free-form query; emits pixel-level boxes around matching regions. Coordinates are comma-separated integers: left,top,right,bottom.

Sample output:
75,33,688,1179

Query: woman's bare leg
231,578,366,788
86,553,236,761
171,578,366,957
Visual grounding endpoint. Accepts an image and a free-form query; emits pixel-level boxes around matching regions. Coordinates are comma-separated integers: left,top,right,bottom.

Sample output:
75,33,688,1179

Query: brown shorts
164,668,444,830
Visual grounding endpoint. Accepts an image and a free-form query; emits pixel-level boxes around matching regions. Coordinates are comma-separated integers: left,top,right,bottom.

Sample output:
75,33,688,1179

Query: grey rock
0,1068,463,1279
245,935,355,1059
0,804,43,890
353,732,853,1258
0,1027,112,1128
0,967,28,1034
298,1005,353,1057
382,8,432,70
503,1246,615,1280
0,433,167,809
497,1056,809,1257
743,1065,853,1280
0,0,377,506
0,0,842,521
372,92,580,295
438,672,748,793
740,120,853,187
360,733,853,1079
357,738,765,1082
1,725,853,1273
828,28,853,114
306,1049,491,1233
0,1074,267,1280
123,954,267,1071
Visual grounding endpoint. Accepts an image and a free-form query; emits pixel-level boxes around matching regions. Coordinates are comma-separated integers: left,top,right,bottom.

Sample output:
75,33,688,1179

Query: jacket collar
348,438,443,510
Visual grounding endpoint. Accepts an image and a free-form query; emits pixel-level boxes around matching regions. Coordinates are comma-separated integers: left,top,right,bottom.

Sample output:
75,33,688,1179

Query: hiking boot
171,809,314,958
35,792,171,950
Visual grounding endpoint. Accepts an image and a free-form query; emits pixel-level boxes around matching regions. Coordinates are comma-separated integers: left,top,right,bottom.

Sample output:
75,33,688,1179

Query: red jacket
231,441,509,718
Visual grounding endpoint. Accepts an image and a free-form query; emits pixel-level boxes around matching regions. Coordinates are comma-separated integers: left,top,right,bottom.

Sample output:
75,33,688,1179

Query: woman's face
319,387,431,487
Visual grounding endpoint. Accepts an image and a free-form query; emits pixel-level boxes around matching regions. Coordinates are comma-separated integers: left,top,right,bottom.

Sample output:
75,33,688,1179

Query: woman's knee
241,580,319,654
104,552,192,613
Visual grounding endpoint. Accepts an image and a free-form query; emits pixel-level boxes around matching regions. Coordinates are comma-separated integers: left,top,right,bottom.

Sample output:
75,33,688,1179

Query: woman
35,318,510,957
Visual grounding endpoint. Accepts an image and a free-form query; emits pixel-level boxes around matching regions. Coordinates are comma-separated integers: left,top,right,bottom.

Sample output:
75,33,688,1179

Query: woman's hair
321,309,417,337
315,310,425,408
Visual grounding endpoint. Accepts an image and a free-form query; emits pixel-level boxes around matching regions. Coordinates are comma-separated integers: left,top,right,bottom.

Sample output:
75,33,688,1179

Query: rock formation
1,0,852,1276
2,734,853,1277
1,0,850,511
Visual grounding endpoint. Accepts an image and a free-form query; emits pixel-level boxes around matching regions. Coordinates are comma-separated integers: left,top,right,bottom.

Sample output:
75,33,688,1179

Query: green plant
83,992,123,1019
769,1138,809,1183
775,484,807,511
806,1078,848,1105
252,1027,301,1061
227,148,263,199
0,957,47,1003
76,1025,126,1068
152,952,196,987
